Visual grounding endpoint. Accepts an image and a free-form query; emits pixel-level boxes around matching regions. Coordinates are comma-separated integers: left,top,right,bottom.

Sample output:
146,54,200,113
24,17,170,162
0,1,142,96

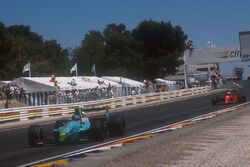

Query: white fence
0,86,210,123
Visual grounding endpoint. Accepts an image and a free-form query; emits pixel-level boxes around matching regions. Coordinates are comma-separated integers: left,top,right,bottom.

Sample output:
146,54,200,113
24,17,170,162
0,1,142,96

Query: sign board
184,47,241,65
239,31,250,62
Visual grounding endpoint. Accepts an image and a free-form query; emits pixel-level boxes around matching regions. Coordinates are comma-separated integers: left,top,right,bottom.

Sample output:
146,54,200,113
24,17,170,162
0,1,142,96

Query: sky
1,0,250,49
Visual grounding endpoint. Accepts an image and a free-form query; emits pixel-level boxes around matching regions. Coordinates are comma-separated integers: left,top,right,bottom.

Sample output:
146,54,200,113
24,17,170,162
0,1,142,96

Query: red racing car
211,89,246,105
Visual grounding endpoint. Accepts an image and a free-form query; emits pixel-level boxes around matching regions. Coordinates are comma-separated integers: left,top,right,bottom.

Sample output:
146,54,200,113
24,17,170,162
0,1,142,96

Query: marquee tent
81,76,122,97
11,77,100,93
155,78,179,91
102,76,144,96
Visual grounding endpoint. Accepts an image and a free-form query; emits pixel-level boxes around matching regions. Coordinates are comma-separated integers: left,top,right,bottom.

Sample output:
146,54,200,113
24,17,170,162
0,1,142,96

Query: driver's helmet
226,91,231,95
74,108,81,115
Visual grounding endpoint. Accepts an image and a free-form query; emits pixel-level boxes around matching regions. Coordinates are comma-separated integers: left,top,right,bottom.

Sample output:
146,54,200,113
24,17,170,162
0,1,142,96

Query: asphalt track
0,82,248,167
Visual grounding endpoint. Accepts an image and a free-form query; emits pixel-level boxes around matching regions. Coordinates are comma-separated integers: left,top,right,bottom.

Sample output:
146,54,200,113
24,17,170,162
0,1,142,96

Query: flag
70,63,77,74
91,64,96,75
23,62,30,73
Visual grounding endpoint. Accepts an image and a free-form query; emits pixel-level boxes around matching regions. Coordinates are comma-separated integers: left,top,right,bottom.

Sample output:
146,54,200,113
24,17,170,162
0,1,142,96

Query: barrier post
179,90,182,97
133,97,137,105
20,110,28,121
42,108,49,118
122,99,126,107
142,96,146,103
62,107,68,116
110,100,115,109
160,92,163,100
192,89,195,95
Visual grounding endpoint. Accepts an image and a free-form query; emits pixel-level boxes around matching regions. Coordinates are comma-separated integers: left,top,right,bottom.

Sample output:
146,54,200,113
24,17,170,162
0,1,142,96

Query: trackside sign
184,47,241,65
239,31,250,62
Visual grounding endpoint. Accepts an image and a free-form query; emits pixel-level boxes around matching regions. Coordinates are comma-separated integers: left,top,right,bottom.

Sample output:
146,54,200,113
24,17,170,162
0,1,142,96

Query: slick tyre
28,125,44,147
108,116,125,136
211,97,217,105
90,120,105,141
239,96,246,103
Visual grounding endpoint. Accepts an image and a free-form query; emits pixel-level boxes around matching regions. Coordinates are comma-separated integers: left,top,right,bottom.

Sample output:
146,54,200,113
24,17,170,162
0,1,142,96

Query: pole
183,51,188,88
29,61,31,77
208,63,211,86
76,63,78,77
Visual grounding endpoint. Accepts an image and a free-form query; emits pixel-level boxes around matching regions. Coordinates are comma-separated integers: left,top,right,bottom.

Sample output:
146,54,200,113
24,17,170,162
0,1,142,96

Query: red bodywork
212,89,245,105
224,94,240,104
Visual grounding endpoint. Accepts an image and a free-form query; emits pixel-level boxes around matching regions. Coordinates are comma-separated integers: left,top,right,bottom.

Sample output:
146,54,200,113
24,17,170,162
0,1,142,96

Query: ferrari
211,89,246,105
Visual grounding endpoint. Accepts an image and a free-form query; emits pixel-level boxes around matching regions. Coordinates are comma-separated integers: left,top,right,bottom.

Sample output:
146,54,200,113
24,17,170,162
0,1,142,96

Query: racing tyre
239,96,246,103
28,125,44,147
108,116,126,136
211,97,217,105
90,120,105,141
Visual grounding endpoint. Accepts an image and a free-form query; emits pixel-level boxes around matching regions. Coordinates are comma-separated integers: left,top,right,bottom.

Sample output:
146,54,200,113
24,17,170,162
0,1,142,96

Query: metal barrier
0,86,210,123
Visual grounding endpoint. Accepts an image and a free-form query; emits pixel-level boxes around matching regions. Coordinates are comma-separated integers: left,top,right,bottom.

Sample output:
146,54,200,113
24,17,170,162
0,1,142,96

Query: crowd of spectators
1,84,24,108
47,85,116,104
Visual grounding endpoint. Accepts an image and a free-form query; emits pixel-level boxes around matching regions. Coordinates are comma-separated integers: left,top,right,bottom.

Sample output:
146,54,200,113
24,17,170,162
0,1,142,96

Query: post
29,68,31,77
76,63,78,77
28,61,31,77
183,51,188,88
208,63,211,86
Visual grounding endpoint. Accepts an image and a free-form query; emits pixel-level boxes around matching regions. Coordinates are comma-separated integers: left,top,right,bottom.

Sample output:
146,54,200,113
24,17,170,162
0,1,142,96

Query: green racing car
28,107,126,147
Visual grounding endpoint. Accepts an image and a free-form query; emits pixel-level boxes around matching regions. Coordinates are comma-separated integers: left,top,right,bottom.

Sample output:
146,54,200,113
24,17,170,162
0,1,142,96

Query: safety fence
0,86,210,123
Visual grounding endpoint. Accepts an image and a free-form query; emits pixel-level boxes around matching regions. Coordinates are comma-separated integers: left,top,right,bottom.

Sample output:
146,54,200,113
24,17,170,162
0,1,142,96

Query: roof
11,77,102,93
81,76,122,88
101,76,144,87
155,78,176,85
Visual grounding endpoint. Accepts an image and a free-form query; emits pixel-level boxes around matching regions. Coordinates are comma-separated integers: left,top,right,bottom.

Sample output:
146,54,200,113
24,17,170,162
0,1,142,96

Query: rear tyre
28,125,44,147
239,96,246,103
90,120,105,141
211,97,217,105
108,116,126,136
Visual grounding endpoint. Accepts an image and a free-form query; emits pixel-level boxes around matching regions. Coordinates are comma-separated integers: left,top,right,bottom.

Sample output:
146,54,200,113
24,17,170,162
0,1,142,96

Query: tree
132,20,187,80
0,22,71,79
75,24,144,78
102,23,144,78
74,30,105,75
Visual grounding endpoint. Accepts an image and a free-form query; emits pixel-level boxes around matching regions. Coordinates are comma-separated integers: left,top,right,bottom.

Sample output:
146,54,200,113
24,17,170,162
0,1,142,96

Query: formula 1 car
28,108,126,147
211,89,246,105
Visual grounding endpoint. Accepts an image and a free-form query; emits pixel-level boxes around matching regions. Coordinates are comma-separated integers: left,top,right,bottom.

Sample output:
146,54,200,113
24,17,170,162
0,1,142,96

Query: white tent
81,76,122,97
11,77,100,93
102,76,144,87
155,78,179,91
0,80,11,88
11,77,56,93
102,76,144,96
81,76,122,88
155,78,176,85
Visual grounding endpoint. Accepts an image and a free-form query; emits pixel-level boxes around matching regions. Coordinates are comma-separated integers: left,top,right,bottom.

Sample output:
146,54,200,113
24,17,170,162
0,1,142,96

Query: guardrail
0,86,210,123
